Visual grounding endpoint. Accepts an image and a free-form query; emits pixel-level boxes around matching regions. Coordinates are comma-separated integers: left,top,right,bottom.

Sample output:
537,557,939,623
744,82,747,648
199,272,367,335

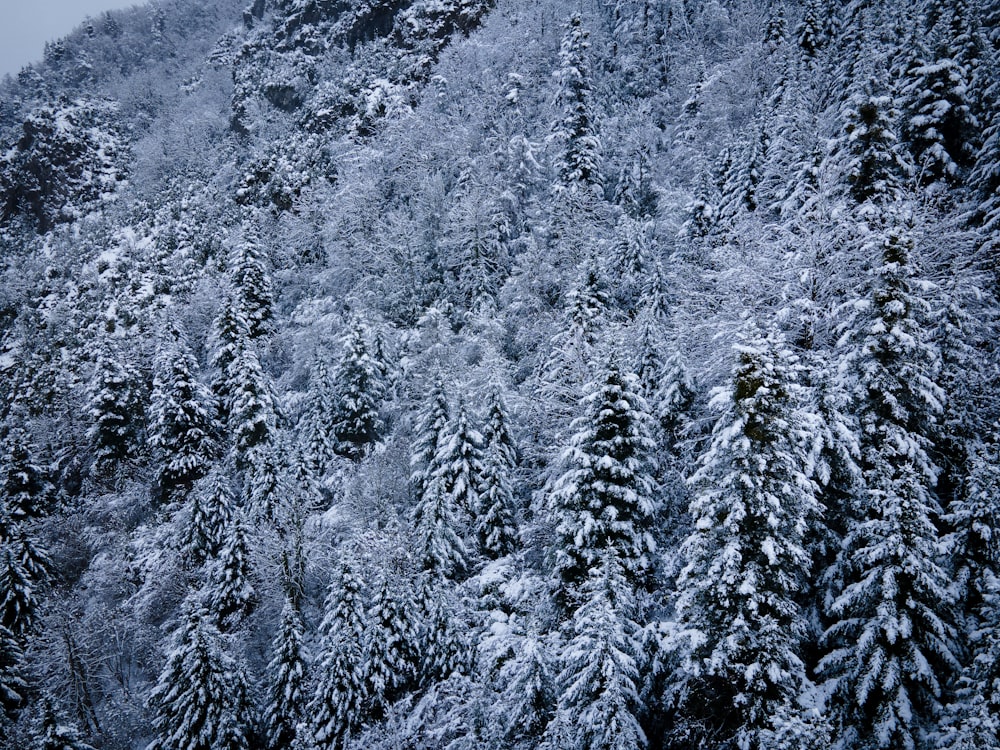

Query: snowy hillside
1,0,999,749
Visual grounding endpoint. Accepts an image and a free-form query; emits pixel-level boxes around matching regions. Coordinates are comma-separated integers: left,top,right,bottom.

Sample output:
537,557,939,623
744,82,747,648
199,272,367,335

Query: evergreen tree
147,605,252,750
548,553,645,750
818,226,958,750
479,384,519,558
498,628,555,746
797,0,825,59
0,624,26,721
209,292,245,421
672,327,819,748
150,326,217,502
411,381,469,577
414,456,469,578
178,470,233,569
299,353,337,475
246,440,282,522
330,321,384,460
484,383,517,470
0,429,47,525
548,362,657,600
902,25,978,188
37,699,97,750
209,512,256,630
310,558,368,749
614,145,658,220
840,75,905,206
939,436,1000,749
410,376,450,502
230,220,274,340
541,262,609,431
553,13,602,192
226,336,276,460
86,341,140,476
433,402,485,519
263,598,308,750
0,544,37,639
417,575,467,686
365,574,419,713
477,448,518,559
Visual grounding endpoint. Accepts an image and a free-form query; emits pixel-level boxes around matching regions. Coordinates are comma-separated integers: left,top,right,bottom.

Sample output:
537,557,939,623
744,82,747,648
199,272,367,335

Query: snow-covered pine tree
552,13,602,193
539,261,609,433
330,321,384,460
246,439,282,522
178,469,233,569
938,435,1000,749
498,625,555,747
548,552,645,750
365,573,419,714
146,604,252,750
417,574,467,686
209,292,245,422
433,402,484,520
902,21,978,189
614,145,658,220
209,511,256,630
672,326,819,749
0,429,47,524
150,325,217,502
37,699,96,750
797,0,825,60
479,383,518,558
410,375,450,502
484,383,517,471
548,361,657,602
818,224,958,750
0,624,26,722
412,380,469,578
263,597,308,750
86,341,140,478
226,335,276,461
299,353,337,476
230,219,274,340
477,447,518,559
310,557,368,749
0,544,37,639
632,308,693,452
840,74,905,206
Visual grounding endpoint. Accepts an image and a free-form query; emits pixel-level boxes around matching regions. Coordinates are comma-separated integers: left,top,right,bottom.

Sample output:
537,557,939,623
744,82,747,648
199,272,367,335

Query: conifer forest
2,0,1000,748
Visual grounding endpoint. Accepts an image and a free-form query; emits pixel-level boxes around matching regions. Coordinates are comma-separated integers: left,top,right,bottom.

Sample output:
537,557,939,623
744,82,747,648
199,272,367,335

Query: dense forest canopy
1,0,1000,748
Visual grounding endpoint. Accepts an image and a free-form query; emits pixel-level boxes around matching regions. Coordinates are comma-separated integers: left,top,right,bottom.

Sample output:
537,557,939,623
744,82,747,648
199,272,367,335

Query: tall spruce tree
840,74,905,206
86,341,140,477
150,326,217,502
478,384,518,557
209,512,256,630
230,220,274,340
547,552,645,750
178,469,233,569
330,321,384,460
548,362,657,601
263,597,308,750
365,574,419,713
553,13,602,192
672,327,819,748
818,225,958,750
310,557,368,749
146,605,252,750
902,22,978,188
0,624,26,722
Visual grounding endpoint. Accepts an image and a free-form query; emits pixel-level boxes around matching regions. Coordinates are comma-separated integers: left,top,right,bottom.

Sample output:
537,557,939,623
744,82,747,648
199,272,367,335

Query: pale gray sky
1,0,145,78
